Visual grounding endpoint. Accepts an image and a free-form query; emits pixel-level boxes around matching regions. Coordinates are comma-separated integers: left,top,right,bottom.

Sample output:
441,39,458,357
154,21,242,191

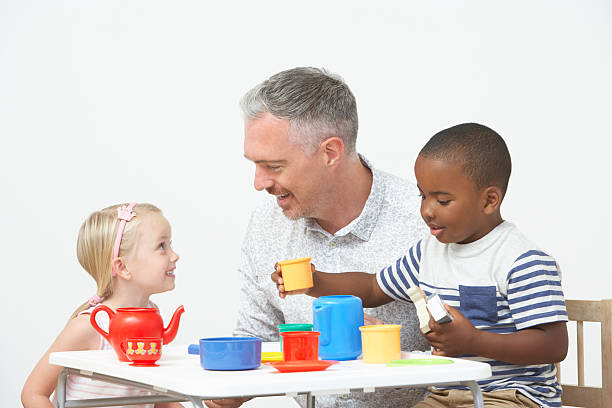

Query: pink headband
112,202,138,259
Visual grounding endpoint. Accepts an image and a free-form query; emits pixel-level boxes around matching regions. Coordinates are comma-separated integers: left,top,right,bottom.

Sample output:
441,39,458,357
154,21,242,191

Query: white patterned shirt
234,156,430,408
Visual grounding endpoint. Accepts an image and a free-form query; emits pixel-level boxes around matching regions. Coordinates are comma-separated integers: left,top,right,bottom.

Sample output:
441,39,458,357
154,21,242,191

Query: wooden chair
557,299,612,407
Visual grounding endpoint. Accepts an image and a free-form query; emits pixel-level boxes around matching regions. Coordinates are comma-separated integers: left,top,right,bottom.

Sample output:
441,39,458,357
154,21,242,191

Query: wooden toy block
407,287,431,334
426,293,453,324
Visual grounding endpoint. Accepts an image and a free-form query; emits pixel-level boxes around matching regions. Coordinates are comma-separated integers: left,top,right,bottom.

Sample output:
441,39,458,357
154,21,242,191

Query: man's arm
424,305,568,364
272,264,393,308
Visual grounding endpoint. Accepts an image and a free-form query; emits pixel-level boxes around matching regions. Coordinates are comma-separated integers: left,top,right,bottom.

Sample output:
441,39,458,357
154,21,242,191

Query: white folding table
50,343,491,408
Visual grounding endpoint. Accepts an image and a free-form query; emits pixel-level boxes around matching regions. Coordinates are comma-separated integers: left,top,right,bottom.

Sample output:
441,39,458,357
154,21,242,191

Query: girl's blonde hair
70,203,161,319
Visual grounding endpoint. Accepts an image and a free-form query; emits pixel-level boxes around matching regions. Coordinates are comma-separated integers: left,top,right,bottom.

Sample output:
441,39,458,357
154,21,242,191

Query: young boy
272,123,568,408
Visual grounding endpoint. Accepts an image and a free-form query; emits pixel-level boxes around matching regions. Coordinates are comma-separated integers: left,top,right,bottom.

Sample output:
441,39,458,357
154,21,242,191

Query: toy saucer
387,358,453,367
129,362,160,367
265,360,338,373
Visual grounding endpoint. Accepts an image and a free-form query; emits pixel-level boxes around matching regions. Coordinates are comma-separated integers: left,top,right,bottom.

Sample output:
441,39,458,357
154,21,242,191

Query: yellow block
261,351,284,362
359,324,402,364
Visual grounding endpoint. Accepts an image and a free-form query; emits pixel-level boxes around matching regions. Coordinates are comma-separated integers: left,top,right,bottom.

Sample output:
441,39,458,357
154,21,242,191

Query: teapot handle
90,304,113,343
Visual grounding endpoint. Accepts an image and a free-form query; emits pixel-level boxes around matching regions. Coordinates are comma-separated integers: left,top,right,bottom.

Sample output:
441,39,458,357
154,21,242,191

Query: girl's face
124,212,179,295
414,156,493,244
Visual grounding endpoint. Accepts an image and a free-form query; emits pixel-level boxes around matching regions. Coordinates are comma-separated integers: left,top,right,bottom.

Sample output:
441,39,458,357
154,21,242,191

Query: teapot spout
162,305,185,345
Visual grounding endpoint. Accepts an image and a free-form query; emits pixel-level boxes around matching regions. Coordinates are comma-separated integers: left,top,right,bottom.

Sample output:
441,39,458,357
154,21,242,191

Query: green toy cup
278,323,314,350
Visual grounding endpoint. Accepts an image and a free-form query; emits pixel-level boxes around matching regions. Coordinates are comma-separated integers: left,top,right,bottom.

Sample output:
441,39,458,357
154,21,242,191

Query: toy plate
265,360,338,373
387,358,453,367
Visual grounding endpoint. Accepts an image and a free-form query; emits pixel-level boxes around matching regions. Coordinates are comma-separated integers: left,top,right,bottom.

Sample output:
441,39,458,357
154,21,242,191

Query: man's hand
271,263,314,298
423,304,479,357
204,397,251,408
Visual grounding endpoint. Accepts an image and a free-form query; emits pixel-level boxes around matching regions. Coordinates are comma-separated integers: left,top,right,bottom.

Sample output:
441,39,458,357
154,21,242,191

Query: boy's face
414,155,493,244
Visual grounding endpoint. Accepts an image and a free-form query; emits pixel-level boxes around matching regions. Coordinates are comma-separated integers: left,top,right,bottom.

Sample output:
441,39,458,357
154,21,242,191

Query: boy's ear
320,136,344,168
111,257,131,281
482,186,503,215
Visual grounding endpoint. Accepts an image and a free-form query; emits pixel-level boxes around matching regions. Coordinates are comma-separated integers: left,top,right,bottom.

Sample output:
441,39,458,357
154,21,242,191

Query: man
207,67,428,408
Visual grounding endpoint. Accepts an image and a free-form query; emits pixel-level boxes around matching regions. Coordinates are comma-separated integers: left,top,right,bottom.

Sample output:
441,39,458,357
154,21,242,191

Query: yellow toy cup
359,324,402,364
278,257,313,292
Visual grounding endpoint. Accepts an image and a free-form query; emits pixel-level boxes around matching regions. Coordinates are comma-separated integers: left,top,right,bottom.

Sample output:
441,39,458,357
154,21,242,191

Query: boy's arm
271,264,393,308
425,304,568,364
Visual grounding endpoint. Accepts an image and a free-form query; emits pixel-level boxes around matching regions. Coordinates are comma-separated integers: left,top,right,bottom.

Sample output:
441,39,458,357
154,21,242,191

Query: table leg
464,381,484,408
56,367,68,408
188,396,205,408
306,392,315,408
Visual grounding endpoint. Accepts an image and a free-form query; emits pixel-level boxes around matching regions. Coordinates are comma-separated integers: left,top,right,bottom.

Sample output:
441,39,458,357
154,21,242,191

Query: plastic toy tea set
90,257,453,371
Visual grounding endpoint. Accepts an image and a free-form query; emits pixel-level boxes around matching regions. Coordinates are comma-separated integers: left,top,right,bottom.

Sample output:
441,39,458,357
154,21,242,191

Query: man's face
414,156,489,244
243,112,327,220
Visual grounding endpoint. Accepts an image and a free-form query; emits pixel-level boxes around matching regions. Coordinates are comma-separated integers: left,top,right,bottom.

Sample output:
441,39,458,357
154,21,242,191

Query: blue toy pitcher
313,295,364,360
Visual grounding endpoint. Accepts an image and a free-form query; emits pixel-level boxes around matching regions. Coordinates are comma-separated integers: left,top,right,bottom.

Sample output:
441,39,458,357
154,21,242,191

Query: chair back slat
566,300,602,322
577,320,584,386
600,300,612,407
562,385,601,407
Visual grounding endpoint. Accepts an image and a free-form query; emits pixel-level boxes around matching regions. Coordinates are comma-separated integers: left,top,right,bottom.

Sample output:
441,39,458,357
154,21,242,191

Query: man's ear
320,137,344,168
482,186,503,215
111,257,131,280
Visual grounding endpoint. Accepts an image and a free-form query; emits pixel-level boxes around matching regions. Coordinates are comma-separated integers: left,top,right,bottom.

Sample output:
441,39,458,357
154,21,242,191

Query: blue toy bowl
199,337,262,371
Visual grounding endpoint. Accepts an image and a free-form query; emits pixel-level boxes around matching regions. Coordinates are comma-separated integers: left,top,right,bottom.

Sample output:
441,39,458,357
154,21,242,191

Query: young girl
21,203,183,408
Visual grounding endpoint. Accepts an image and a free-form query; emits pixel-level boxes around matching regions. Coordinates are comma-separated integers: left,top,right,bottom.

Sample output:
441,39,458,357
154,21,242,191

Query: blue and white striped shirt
376,221,567,407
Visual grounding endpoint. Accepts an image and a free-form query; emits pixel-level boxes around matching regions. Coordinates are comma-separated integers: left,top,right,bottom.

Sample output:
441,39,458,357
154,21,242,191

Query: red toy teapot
90,305,185,362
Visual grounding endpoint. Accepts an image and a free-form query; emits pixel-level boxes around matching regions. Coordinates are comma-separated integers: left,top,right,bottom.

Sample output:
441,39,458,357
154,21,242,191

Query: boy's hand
271,263,314,298
363,313,384,326
423,304,479,357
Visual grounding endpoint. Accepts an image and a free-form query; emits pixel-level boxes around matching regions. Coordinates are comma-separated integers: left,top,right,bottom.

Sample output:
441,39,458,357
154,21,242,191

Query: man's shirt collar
303,155,384,242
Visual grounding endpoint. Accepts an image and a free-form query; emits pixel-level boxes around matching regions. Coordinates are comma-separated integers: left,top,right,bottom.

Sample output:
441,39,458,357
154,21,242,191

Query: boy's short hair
419,123,512,196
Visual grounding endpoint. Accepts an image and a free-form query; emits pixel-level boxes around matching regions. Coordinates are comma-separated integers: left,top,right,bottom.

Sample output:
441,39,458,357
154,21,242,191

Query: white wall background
1,1,610,407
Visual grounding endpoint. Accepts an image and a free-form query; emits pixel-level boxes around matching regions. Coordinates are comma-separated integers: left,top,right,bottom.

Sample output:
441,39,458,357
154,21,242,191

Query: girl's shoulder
54,313,101,352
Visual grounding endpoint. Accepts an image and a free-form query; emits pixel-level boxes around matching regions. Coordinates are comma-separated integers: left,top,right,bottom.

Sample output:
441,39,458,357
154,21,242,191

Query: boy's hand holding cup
271,257,314,298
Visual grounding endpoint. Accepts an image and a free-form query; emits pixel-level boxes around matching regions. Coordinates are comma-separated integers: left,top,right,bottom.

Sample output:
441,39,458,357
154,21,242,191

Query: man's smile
276,193,291,206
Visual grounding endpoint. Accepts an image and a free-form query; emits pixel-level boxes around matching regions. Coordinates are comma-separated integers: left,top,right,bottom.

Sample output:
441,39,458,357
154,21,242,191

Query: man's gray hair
240,67,358,154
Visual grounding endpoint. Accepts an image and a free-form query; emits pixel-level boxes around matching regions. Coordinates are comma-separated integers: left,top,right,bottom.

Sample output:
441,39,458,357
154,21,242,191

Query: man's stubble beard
281,204,310,221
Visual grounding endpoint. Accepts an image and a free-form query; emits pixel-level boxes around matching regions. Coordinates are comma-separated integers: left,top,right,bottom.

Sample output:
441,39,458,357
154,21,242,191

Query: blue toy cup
313,295,364,360
198,337,262,370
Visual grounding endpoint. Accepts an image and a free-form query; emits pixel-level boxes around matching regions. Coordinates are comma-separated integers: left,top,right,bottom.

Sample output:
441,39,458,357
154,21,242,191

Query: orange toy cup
278,257,313,292
281,331,320,361
122,337,162,366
